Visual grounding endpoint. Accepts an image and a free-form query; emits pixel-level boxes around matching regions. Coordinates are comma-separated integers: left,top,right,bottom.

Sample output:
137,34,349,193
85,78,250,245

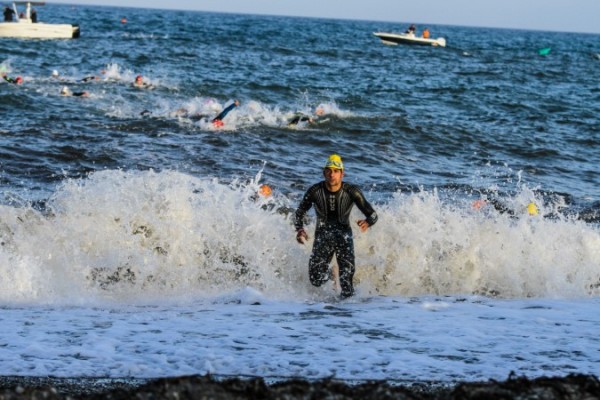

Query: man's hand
296,228,308,244
356,220,370,233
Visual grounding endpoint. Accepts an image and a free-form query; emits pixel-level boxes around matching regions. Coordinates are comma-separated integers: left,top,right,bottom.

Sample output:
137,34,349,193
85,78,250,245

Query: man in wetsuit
2,74,23,85
287,105,326,127
132,75,154,89
295,154,378,298
60,86,89,97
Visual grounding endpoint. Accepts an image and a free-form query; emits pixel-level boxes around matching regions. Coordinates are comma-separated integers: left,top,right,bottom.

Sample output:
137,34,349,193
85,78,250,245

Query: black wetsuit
294,181,378,297
3,76,18,84
212,102,238,122
288,113,312,126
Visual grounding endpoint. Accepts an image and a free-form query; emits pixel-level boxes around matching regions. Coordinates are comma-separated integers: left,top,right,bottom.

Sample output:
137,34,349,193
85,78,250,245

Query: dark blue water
2,7,600,383
1,4,599,217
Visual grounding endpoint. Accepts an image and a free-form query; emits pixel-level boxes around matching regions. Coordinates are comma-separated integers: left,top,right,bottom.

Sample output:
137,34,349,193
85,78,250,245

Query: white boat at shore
0,1,79,39
373,32,446,48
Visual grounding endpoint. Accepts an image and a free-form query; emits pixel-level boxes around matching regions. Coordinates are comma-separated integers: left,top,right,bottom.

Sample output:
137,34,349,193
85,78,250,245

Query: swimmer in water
2,73,23,85
287,105,326,126
212,99,240,127
132,75,154,89
60,86,89,97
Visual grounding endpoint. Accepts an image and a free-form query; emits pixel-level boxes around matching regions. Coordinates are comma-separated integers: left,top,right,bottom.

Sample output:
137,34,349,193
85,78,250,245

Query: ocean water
0,4,599,383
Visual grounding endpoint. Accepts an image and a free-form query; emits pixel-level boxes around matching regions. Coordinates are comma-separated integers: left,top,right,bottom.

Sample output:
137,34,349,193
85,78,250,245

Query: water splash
0,170,597,306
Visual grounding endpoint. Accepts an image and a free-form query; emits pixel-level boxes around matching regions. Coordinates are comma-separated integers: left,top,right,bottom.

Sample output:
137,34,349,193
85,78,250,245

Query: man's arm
294,190,314,231
348,185,378,227
212,100,239,122
294,187,317,243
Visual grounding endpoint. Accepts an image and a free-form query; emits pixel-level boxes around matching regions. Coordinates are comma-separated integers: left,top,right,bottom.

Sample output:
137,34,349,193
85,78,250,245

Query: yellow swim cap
527,202,538,216
324,154,344,170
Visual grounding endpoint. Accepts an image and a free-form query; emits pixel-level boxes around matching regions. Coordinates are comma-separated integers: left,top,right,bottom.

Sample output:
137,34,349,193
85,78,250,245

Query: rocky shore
0,373,598,399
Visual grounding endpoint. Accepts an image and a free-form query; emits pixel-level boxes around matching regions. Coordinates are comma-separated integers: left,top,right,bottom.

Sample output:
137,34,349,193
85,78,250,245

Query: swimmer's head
324,154,344,170
472,199,487,210
51,70,59,77
60,86,70,95
15,76,23,84
259,184,272,197
527,202,539,216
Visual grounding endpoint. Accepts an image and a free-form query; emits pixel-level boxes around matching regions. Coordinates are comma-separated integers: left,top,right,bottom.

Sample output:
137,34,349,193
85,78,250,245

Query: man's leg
308,231,334,287
336,231,355,298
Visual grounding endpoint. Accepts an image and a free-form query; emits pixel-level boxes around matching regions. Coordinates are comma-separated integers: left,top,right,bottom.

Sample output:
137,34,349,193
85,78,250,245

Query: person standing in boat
31,8,37,23
405,24,416,35
422,28,430,38
3,6,15,21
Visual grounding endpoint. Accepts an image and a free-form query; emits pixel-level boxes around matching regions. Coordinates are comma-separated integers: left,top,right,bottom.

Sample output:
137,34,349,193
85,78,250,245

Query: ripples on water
0,5,598,302
1,6,598,202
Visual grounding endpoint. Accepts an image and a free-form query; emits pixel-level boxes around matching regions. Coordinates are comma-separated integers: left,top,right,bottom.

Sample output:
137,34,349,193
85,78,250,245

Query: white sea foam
0,169,597,306
0,295,599,381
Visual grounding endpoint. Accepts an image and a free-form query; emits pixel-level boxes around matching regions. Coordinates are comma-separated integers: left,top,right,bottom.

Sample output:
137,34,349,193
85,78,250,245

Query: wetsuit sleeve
348,185,378,226
294,186,316,231
212,102,237,122
288,114,310,126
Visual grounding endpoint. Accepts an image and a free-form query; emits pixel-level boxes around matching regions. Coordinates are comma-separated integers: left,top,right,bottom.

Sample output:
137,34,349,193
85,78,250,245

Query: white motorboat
373,32,446,48
0,1,80,39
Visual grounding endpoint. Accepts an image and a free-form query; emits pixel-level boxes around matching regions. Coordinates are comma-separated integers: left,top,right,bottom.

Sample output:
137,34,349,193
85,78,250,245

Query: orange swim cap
472,199,487,210
259,184,272,197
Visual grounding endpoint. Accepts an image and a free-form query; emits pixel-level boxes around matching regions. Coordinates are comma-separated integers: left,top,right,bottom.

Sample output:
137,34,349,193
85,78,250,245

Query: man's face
323,168,344,187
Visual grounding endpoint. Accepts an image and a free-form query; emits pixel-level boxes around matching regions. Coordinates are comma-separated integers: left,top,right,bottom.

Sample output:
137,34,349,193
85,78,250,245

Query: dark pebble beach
0,374,598,399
